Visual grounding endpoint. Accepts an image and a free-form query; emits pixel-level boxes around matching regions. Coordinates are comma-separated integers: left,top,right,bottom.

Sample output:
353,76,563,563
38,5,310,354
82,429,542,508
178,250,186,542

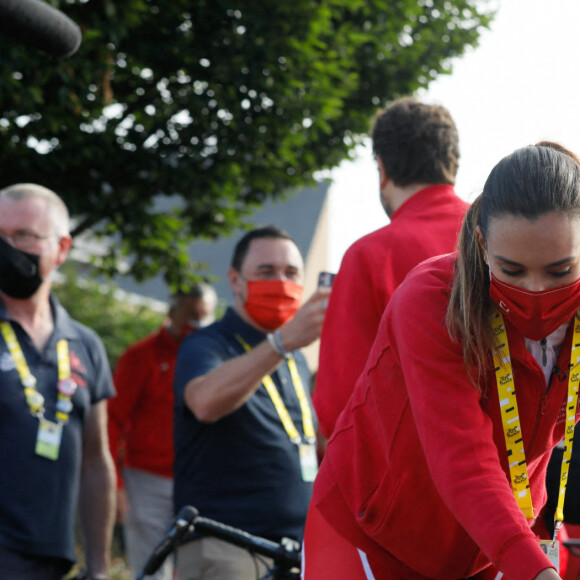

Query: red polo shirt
108,326,178,486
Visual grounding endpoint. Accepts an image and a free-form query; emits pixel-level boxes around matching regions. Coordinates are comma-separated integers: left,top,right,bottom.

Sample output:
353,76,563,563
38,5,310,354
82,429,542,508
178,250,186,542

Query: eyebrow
494,255,575,267
255,264,300,271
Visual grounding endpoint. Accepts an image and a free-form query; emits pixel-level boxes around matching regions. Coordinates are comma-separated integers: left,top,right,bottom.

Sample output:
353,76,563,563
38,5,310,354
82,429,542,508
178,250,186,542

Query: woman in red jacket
304,143,580,580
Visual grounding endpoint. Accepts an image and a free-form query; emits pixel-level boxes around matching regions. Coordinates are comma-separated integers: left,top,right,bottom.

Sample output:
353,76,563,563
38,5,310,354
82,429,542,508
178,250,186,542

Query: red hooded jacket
314,253,578,580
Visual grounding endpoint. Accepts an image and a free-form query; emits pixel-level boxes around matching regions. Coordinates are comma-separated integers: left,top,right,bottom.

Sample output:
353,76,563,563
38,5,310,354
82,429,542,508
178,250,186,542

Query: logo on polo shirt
70,350,88,387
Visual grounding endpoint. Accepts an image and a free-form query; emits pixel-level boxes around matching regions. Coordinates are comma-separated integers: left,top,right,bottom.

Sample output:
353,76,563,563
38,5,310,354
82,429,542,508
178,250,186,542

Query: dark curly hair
372,97,459,187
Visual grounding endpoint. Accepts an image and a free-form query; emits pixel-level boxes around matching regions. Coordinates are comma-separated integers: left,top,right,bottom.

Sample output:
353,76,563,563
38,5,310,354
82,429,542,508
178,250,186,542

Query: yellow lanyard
0,321,75,424
491,310,580,535
237,335,316,444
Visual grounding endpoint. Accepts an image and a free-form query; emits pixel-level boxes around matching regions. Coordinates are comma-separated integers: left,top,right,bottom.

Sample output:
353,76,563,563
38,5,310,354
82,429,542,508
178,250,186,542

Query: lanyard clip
553,519,563,545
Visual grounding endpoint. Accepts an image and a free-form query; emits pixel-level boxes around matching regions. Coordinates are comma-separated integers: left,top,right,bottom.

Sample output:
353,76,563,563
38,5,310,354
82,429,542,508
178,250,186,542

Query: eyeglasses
0,231,55,251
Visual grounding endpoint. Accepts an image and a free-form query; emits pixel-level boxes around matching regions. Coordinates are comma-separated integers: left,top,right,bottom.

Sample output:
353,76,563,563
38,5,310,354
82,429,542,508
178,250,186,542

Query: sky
326,0,580,271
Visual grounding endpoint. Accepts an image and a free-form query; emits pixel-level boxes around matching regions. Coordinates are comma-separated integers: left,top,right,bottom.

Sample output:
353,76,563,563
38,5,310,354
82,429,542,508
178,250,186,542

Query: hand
533,568,561,580
115,488,129,523
278,287,331,351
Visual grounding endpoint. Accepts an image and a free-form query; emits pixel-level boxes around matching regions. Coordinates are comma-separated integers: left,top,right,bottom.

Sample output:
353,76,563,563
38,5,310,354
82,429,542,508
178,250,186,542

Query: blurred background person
108,283,217,580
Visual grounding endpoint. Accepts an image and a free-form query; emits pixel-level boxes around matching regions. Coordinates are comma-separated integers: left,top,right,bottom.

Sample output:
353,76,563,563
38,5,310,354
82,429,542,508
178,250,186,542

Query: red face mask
244,279,303,331
489,273,580,340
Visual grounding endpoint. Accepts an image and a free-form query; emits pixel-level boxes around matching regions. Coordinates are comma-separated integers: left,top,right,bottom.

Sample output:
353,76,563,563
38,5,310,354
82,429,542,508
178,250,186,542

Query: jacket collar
391,184,457,222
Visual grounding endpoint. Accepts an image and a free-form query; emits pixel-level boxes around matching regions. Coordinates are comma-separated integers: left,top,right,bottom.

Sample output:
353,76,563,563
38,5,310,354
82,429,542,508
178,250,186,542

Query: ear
475,226,487,264
376,157,389,190
228,267,242,293
55,235,72,267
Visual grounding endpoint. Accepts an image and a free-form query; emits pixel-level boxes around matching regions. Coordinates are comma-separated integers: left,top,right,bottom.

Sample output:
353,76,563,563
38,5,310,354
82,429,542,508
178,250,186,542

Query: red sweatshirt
108,326,178,486
313,253,577,580
313,185,468,438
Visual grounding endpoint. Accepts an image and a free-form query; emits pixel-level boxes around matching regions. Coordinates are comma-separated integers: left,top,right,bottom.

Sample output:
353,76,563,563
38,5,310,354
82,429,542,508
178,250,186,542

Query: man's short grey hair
0,183,70,237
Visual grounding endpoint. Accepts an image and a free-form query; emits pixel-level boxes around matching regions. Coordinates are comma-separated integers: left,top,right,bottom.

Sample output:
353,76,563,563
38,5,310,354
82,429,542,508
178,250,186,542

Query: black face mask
0,236,43,299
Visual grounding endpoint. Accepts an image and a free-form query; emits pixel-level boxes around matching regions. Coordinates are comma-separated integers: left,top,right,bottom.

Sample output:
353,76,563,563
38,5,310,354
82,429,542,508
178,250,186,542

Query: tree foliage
52,264,165,368
0,0,494,286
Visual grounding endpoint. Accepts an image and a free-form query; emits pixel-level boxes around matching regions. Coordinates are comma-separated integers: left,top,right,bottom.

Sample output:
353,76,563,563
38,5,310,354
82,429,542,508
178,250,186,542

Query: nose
519,275,551,293
272,269,292,281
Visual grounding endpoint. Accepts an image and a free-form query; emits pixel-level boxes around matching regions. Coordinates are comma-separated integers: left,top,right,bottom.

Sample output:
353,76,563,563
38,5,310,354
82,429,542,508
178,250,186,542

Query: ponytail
446,195,494,390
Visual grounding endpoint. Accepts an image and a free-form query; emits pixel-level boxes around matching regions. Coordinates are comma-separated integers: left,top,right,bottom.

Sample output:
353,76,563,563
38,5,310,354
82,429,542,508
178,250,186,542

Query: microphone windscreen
0,0,82,57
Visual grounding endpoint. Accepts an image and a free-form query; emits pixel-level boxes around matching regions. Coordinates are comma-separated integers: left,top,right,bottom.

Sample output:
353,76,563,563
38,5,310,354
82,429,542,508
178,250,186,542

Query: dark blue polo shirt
173,307,316,542
0,296,114,564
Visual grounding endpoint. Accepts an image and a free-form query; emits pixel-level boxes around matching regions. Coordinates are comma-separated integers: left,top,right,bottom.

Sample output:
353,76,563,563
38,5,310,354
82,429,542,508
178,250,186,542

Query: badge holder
36,418,63,460
539,540,559,573
299,444,318,482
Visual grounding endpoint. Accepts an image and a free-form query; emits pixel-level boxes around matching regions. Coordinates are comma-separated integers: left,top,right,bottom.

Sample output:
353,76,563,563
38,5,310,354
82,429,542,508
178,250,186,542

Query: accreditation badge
35,419,63,460
539,540,559,573
299,444,318,482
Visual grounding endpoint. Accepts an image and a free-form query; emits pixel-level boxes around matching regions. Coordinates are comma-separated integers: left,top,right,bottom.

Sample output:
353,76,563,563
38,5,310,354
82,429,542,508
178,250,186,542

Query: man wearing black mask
0,183,116,579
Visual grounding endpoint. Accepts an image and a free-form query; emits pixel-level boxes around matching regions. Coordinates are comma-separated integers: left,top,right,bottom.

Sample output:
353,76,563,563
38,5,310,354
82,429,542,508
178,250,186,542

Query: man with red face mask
108,283,218,580
173,225,330,580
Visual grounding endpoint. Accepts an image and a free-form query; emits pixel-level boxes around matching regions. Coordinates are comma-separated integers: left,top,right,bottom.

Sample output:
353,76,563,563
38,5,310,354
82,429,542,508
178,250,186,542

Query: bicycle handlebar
136,506,302,579
192,514,302,570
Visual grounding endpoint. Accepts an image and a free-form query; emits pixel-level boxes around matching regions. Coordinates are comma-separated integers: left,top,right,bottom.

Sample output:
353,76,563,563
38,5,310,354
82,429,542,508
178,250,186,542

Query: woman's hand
533,568,562,580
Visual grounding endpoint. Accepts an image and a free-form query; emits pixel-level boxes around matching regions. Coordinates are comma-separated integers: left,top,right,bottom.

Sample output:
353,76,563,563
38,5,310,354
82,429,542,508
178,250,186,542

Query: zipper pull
541,338,547,366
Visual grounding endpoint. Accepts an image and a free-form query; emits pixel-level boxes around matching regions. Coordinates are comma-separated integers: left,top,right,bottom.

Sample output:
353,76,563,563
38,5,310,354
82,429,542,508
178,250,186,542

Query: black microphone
136,505,198,579
0,0,82,57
